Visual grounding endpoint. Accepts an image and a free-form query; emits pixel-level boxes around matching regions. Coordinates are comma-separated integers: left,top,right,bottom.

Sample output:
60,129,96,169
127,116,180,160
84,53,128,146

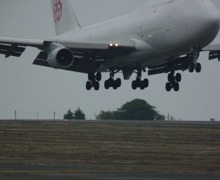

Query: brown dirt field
0,120,219,179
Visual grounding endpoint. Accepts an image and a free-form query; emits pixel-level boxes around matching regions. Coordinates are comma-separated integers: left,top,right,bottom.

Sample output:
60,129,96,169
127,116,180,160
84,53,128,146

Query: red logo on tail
54,0,62,23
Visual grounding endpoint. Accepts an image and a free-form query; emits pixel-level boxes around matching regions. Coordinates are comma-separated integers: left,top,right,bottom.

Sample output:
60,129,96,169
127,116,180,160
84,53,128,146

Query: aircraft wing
0,37,136,73
0,37,44,58
0,37,136,64
202,44,220,61
54,40,136,58
34,40,136,73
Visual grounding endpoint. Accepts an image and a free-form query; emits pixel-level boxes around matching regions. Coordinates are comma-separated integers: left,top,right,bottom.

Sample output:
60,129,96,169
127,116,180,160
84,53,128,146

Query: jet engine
47,43,74,69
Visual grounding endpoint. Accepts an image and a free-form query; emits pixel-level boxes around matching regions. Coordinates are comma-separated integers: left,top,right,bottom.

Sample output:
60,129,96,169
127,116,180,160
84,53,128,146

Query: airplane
0,0,220,92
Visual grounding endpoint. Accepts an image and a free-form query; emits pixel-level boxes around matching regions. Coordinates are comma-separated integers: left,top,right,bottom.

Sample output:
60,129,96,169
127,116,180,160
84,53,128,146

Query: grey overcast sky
0,0,220,120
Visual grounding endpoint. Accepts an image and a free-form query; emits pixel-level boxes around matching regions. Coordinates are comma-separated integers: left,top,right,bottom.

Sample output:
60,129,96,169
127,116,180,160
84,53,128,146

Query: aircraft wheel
96,72,102,81
86,81,92,91
140,83,145,90
173,82,180,92
132,80,137,90
176,73,182,82
143,78,149,88
195,63,201,73
166,82,172,92
115,78,122,88
113,82,118,90
104,80,110,89
94,81,100,91
189,63,195,73
168,72,175,82
88,73,95,81
140,79,148,90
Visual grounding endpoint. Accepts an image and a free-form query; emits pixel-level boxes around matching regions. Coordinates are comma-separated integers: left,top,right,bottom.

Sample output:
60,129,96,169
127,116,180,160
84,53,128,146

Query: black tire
168,73,175,82
140,82,145,90
88,73,95,81
86,81,92,91
96,72,102,81
113,82,118,90
140,79,149,90
166,82,172,92
132,80,137,90
188,63,195,73
115,78,122,88
173,82,180,92
94,81,100,91
143,78,149,88
176,73,182,82
195,63,201,73
136,78,141,88
104,80,110,89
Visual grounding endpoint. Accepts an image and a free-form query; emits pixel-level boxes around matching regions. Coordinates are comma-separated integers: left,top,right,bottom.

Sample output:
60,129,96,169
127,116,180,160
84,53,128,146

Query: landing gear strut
132,69,149,90
86,72,102,91
188,47,202,73
104,71,122,90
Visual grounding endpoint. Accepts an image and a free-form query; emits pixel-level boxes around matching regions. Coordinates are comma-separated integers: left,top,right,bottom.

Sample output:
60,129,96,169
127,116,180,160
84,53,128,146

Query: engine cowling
47,43,74,69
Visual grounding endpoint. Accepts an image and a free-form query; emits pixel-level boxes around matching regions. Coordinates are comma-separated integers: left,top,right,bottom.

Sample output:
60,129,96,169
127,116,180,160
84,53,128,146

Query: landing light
109,43,119,47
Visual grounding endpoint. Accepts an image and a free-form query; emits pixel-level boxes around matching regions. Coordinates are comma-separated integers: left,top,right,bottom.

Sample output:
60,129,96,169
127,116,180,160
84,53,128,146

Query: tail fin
51,0,81,35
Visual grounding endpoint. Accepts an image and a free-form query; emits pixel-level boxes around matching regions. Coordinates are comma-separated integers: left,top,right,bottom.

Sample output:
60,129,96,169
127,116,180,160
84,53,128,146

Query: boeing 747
0,0,220,91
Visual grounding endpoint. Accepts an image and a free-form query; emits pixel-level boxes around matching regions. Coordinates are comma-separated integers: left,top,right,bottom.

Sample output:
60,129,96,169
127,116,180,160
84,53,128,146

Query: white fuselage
54,0,220,69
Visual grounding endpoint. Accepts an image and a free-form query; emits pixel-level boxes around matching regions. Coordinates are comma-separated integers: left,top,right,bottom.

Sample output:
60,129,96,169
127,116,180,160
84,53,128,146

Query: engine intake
56,48,73,68
47,43,74,69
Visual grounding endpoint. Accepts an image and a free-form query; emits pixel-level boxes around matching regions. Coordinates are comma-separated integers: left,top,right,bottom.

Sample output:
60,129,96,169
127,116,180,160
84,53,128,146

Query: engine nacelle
47,43,74,69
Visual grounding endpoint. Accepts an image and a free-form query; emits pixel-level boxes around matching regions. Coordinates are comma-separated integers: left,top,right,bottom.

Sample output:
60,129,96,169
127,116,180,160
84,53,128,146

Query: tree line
64,99,165,120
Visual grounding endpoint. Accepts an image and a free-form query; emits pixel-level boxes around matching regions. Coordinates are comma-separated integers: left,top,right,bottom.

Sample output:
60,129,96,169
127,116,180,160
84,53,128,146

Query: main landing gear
131,69,149,90
166,72,181,92
165,62,201,92
104,72,122,90
165,48,202,92
86,72,102,91
188,62,201,73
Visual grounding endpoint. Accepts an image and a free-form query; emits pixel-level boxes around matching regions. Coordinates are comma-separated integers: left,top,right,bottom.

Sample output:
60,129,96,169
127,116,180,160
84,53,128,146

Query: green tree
74,107,86,120
97,111,113,120
96,99,165,120
64,109,75,120
64,108,86,120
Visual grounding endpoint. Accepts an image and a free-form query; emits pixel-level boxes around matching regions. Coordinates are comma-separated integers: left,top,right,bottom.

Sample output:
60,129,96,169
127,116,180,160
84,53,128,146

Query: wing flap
0,44,26,57
33,51,50,67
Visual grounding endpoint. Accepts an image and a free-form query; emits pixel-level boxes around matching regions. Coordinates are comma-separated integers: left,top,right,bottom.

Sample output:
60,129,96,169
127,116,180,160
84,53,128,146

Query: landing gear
105,78,121,90
86,72,102,91
189,62,201,73
187,47,202,73
132,78,149,90
132,69,149,90
166,72,181,92
104,72,122,90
